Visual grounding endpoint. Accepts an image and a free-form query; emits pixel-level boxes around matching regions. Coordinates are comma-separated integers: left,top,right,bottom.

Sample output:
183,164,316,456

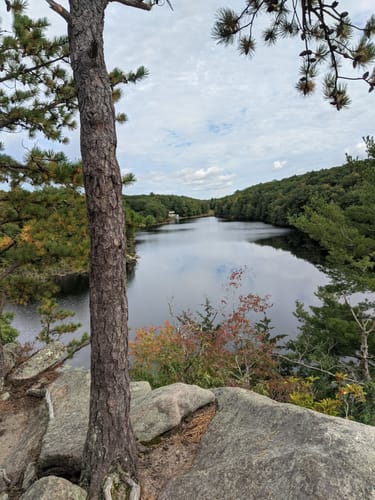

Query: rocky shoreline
1,342,375,499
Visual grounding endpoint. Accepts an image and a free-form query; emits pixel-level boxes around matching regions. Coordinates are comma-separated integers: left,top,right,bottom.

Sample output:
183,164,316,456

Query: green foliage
124,193,210,224
36,297,81,344
0,183,89,305
212,1,375,108
288,287,375,381
286,375,366,419
352,381,375,425
0,312,19,344
0,2,153,307
0,3,76,142
66,332,90,358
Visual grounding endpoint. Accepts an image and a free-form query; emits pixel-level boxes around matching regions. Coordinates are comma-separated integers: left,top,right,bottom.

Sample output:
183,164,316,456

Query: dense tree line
213,138,375,241
125,193,210,225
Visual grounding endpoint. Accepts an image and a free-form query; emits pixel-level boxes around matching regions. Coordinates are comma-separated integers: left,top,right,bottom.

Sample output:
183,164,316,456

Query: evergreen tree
0,1,78,390
0,0,147,424
213,1,375,109
44,0,156,496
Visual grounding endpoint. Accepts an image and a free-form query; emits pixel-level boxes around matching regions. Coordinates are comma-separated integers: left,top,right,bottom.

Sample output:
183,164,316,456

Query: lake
7,216,328,367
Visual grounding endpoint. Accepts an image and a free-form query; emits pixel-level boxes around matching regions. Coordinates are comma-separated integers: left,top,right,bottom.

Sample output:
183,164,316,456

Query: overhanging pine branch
109,0,152,11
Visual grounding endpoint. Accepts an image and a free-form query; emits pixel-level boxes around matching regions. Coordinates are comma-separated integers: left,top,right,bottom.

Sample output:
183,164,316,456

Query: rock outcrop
38,371,214,478
3,343,22,378
9,342,67,383
3,369,375,499
38,369,90,479
19,476,86,500
131,382,216,443
0,403,47,492
160,387,375,500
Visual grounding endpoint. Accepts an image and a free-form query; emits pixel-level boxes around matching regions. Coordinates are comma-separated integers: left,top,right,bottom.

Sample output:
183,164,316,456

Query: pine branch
109,0,152,11
45,0,71,24
0,55,68,84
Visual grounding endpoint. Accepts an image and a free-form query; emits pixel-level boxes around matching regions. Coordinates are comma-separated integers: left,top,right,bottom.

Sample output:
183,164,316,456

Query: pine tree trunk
0,291,5,392
0,341,4,393
68,1,137,496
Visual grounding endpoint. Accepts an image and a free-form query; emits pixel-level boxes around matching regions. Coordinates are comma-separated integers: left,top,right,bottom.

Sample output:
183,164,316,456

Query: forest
125,193,210,226
1,1,375,496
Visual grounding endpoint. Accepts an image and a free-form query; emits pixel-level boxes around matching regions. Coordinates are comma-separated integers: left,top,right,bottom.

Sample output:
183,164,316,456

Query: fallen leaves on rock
138,402,217,499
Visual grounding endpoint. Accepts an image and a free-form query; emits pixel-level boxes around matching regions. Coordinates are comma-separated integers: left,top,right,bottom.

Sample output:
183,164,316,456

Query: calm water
7,217,328,367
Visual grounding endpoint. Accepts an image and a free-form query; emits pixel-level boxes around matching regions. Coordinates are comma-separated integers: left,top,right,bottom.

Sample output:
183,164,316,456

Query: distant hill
212,158,373,228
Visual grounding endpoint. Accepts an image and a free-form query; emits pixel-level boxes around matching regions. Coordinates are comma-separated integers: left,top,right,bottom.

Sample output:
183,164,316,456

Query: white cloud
178,166,234,188
273,160,288,170
3,1,375,198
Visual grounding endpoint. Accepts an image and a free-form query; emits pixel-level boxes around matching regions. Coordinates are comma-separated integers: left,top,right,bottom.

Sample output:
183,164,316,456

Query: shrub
130,269,280,389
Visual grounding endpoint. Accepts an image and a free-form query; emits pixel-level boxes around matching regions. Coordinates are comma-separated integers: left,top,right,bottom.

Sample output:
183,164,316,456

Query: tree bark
0,291,5,392
68,1,137,496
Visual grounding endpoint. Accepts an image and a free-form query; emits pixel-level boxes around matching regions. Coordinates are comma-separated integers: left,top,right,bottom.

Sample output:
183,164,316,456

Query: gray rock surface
20,476,86,500
0,402,47,493
0,392,10,401
38,369,90,477
131,382,215,443
3,343,21,377
21,462,38,492
161,387,375,500
9,342,67,382
130,380,152,404
38,372,214,477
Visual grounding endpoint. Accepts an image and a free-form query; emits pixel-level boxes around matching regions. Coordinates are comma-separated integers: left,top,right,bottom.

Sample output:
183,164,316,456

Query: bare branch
278,353,362,385
109,0,152,11
45,0,71,24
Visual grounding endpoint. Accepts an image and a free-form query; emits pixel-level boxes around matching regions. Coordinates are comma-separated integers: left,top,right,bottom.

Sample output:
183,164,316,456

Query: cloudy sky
5,0,375,199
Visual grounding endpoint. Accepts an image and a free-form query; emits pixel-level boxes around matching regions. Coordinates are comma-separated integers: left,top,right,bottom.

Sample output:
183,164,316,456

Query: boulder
0,402,47,493
38,369,90,479
131,382,215,443
130,380,152,403
20,476,86,500
9,342,67,382
160,387,375,500
39,372,214,477
3,343,21,377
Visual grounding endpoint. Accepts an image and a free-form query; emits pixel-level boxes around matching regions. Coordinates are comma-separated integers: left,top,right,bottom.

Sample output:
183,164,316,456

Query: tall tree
44,0,154,496
213,0,375,109
0,6,151,492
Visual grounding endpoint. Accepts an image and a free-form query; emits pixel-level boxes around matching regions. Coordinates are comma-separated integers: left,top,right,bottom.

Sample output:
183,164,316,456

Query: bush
0,312,19,344
130,269,280,389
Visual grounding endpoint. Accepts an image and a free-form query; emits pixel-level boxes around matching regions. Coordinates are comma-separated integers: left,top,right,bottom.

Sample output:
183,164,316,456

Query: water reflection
7,217,328,368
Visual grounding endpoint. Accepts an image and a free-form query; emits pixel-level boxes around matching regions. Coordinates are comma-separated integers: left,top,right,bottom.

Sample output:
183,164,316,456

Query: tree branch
0,262,21,282
278,353,362,385
109,0,152,11
45,0,71,24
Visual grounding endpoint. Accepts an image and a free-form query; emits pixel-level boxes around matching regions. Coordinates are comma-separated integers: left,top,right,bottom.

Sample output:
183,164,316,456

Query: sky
3,0,375,199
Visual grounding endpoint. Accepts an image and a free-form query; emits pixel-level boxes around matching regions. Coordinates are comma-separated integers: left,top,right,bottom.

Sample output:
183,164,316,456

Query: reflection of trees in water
56,262,137,295
56,274,89,296
127,263,136,285
256,230,327,267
